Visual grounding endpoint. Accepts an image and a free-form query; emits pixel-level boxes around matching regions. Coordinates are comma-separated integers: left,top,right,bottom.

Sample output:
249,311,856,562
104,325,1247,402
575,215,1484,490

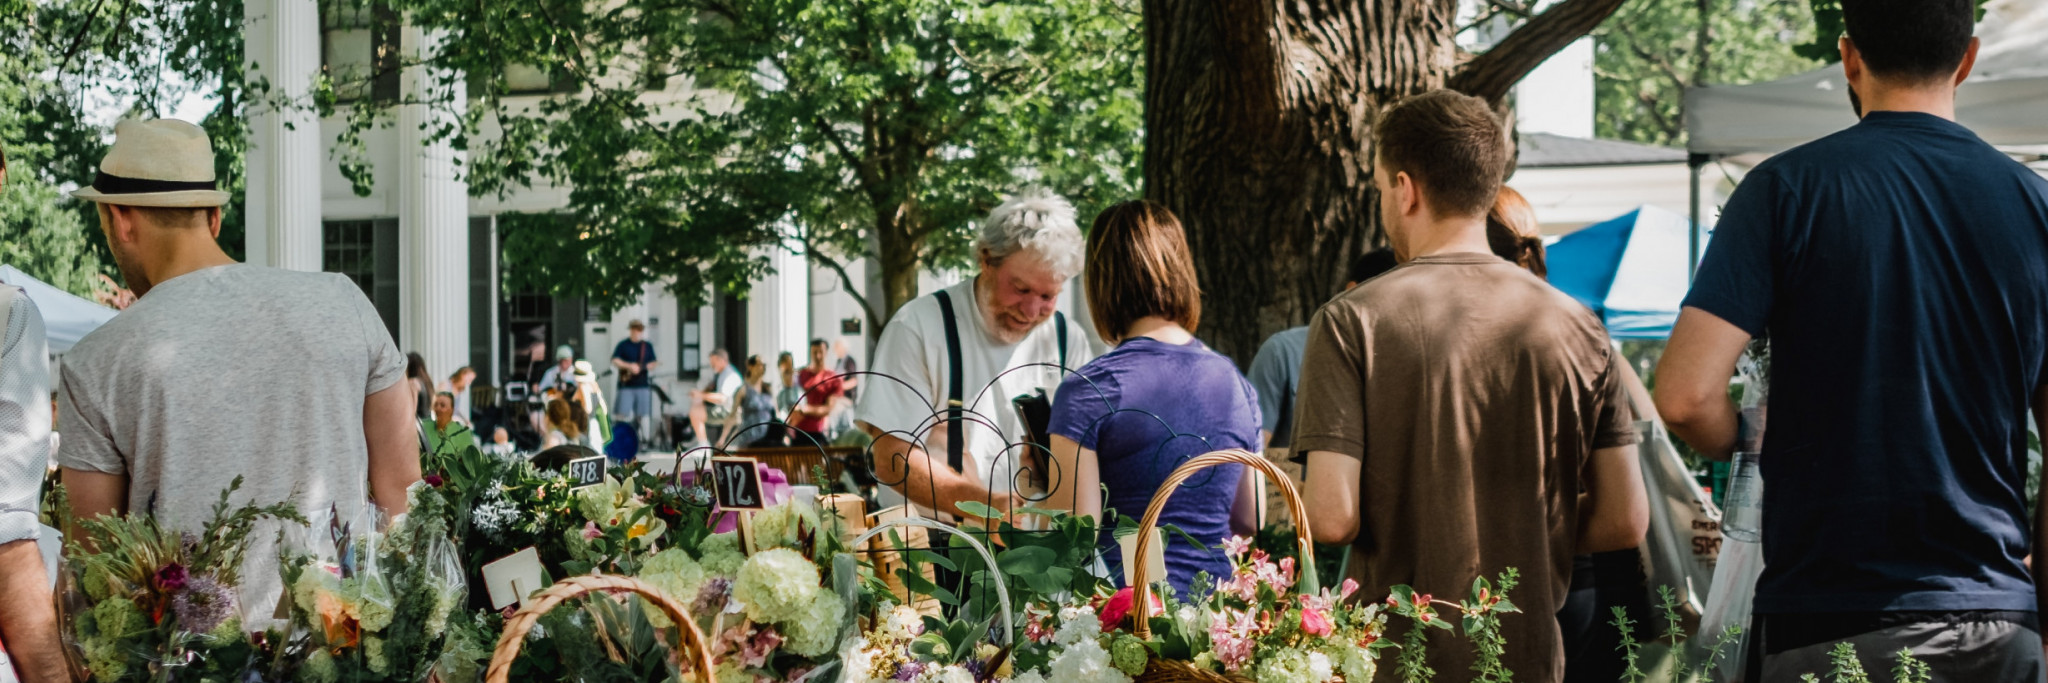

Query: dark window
321,0,399,103
322,219,400,339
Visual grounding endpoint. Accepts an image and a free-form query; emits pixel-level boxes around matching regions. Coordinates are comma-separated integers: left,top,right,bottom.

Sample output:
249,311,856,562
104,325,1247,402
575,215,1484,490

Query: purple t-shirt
1049,337,1262,591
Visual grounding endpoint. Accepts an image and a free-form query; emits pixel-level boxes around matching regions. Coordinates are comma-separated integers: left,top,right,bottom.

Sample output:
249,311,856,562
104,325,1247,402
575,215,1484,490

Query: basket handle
849,516,1016,644
486,574,717,683
1128,449,1314,639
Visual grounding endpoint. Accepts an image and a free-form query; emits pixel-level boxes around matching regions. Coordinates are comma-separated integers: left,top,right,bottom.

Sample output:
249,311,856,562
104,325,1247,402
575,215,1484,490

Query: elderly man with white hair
859,189,1094,525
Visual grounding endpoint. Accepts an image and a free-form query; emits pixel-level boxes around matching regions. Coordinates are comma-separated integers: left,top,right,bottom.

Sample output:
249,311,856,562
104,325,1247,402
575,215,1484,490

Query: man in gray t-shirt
57,119,421,619
1246,249,1398,454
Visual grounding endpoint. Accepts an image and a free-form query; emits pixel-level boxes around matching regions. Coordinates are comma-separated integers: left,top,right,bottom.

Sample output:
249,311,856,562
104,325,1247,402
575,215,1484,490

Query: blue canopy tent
0,265,118,353
1545,205,1698,339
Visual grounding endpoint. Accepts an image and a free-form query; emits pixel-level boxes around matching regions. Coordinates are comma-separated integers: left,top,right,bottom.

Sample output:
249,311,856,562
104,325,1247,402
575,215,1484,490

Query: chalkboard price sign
708,458,766,510
567,456,608,490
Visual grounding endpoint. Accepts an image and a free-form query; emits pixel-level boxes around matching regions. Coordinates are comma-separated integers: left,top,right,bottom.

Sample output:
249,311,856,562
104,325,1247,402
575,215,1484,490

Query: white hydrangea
1047,638,1132,683
839,637,877,683
1054,605,1102,648
1308,651,1334,682
879,604,924,641
1009,672,1047,683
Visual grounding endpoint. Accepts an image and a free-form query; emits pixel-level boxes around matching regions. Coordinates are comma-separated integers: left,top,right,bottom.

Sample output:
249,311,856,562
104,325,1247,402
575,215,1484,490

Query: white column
397,23,471,377
747,243,810,363
243,0,324,271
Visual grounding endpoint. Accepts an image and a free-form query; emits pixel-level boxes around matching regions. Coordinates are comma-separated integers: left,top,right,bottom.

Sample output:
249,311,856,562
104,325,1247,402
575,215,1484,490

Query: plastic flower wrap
275,482,466,682
59,477,303,682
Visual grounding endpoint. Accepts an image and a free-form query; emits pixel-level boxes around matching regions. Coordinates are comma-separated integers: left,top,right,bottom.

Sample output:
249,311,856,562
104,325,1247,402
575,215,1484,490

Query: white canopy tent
0,265,118,354
1679,0,2048,270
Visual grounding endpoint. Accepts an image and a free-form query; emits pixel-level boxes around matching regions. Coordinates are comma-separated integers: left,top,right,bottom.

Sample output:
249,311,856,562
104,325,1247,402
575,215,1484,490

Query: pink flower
582,521,602,539
1339,578,1360,601
1098,587,1164,632
1208,608,1259,672
1222,536,1253,559
1298,597,1335,638
741,627,784,668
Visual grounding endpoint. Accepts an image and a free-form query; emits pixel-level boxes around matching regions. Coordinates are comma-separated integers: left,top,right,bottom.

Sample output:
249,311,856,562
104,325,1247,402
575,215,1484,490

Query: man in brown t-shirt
1293,90,1647,683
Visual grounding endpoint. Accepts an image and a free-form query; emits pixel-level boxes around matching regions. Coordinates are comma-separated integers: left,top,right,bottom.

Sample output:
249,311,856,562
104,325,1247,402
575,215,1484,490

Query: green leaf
1494,597,1520,614
955,500,1002,520
899,567,960,606
996,545,1056,576
910,549,959,573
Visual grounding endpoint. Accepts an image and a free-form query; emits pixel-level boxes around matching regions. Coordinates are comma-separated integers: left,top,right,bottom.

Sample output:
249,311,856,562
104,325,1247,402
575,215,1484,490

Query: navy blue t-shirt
1049,337,1263,592
612,340,656,387
1685,111,2048,614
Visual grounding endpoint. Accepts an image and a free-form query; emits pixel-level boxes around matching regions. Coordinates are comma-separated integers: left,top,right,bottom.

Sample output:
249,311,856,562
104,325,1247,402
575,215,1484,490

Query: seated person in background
481,427,518,458
544,398,590,449
421,391,475,457
727,355,784,448
1047,200,1264,592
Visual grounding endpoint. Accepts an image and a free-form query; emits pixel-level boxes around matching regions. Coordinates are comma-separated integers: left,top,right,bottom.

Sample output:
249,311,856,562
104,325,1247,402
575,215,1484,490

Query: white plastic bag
1695,534,1762,682
1636,420,1723,622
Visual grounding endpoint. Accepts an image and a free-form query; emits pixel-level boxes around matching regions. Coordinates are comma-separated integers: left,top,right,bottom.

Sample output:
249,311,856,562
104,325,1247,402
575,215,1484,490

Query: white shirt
857,278,1093,498
0,288,50,547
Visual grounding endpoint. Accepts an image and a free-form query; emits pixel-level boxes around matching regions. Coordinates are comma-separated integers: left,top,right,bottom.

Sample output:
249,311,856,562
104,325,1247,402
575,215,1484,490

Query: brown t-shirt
1292,253,1638,683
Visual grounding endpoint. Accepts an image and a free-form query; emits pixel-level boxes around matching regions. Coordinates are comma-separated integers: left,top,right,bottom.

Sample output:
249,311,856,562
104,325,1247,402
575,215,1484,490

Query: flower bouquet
272,482,467,683
836,516,1017,683
58,477,305,682
1088,450,1384,683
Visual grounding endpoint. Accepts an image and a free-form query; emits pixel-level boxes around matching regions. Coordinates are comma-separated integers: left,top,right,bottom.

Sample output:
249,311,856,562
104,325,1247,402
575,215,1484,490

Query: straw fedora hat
70,119,231,208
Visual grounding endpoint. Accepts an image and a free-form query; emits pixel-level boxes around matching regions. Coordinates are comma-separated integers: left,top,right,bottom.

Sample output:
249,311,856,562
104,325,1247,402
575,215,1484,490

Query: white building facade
240,0,878,408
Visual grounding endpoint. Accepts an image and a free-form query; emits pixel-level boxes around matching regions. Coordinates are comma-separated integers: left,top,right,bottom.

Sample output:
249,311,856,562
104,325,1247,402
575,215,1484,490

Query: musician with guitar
610,319,659,439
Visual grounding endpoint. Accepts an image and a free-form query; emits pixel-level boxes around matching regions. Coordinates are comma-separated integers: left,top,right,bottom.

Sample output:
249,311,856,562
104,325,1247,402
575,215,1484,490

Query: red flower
1098,587,1163,632
425,474,445,487
154,563,189,592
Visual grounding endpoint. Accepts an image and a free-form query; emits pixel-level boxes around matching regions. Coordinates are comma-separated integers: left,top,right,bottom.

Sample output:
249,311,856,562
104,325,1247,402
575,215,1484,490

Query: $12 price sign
707,457,766,511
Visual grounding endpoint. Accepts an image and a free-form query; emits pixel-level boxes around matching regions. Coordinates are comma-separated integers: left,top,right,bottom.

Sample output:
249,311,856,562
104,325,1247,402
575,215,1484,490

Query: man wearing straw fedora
55,119,422,616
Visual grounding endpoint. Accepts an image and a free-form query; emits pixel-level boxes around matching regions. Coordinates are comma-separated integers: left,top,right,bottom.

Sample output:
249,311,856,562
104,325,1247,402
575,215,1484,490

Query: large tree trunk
1147,0,1628,366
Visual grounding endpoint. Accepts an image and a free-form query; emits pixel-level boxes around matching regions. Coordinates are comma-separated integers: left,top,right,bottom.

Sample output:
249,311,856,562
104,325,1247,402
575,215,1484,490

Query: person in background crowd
58,119,419,615
859,188,1095,520
1294,91,1646,683
1246,249,1398,459
544,398,588,449
481,427,517,458
1488,185,1655,683
537,345,576,396
775,351,801,418
0,137,67,682
406,352,433,420
833,338,861,401
1046,200,1264,592
791,339,843,446
610,319,659,439
440,366,476,427
422,391,475,457
687,349,743,448
1656,0,2048,677
726,355,783,448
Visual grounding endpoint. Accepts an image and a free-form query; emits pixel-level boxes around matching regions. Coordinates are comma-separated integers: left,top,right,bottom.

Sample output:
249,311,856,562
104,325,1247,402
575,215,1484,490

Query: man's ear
207,206,224,240
1393,171,1421,217
1954,36,1981,86
103,204,139,246
1840,35,1862,84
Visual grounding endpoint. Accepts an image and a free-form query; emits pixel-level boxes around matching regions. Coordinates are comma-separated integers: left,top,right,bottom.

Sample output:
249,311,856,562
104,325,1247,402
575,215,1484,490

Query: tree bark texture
1146,0,1626,366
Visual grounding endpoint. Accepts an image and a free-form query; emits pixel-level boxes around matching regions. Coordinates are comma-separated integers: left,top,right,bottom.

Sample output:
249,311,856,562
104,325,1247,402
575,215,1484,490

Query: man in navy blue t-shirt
610,319,659,439
1656,0,2048,678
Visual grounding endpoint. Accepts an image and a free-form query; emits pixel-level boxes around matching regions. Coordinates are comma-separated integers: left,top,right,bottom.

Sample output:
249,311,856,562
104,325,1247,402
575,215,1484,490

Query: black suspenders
931,289,1069,474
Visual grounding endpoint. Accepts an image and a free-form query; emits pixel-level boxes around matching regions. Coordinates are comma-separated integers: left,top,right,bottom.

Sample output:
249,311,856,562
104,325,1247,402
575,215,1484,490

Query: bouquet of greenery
61,477,305,682
273,482,466,683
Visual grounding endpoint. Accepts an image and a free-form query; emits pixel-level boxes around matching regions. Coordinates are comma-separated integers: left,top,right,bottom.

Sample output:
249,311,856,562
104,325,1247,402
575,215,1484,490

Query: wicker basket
1125,449,1317,683
485,575,717,683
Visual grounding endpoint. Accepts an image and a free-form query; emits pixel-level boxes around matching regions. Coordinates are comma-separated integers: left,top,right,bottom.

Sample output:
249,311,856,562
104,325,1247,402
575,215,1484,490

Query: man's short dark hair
1373,90,1510,219
810,338,828,349
1346,249,1399,287
1842,0,1974,82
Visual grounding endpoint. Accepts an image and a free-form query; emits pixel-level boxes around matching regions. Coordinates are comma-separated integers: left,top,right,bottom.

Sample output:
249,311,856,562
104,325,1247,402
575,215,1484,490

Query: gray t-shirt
58,264,405,617
1245,326,1308,449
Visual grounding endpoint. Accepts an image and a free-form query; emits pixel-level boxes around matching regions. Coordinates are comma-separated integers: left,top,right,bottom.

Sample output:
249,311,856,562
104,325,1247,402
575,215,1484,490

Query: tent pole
1688,153,1708,283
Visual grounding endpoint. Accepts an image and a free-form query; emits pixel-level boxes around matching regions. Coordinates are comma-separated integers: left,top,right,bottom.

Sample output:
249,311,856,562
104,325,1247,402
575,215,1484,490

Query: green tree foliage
6,0,249,288
349,0,1142,323
1,0,112,297
1591,0,1821,146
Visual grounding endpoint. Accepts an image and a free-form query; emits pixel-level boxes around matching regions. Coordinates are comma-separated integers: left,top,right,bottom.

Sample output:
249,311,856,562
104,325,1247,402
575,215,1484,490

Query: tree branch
799,237,879,331
1449,0,1630,104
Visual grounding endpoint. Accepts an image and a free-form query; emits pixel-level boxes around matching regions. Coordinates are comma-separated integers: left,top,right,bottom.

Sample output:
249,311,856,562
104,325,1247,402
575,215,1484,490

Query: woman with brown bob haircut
1044,200,1265,591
